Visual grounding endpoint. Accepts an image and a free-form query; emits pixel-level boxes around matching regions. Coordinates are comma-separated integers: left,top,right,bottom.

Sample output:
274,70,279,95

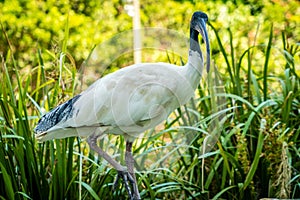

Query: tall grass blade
0,162,15,200
243,118,266,190
208,22,235,88
77,181,101,200
263,24,273,101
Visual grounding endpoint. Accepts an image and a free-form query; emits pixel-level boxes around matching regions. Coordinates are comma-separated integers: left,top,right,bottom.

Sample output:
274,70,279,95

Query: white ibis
34,11,210,200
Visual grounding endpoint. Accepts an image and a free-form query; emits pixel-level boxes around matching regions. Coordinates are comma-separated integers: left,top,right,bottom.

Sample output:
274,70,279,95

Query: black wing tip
34,94,81,134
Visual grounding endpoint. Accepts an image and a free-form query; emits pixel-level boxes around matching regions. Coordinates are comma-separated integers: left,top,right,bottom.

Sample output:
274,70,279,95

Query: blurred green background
1,0,299,69
0,0,300,199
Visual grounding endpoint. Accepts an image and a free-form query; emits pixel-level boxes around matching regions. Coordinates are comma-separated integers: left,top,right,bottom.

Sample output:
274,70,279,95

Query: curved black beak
195,18,210,72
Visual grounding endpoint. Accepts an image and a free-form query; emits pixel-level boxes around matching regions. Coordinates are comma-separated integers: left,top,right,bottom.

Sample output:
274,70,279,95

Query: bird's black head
190,11,210,72
191,11,208,29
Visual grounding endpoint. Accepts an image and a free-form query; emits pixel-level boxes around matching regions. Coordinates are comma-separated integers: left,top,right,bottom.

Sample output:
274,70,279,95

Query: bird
34,11,210,200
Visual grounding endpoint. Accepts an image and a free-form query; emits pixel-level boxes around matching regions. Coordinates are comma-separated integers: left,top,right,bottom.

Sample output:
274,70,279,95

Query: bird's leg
113,170,135,198
87,133,125,171
87,133,134,199
125,141,141,200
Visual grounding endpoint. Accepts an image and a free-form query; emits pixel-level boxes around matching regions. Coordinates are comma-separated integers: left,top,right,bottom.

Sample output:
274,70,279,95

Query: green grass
0,20,300,200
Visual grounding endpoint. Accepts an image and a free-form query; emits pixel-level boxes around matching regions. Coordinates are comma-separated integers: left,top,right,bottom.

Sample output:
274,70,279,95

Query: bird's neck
185,28,204,90
190,28,202,57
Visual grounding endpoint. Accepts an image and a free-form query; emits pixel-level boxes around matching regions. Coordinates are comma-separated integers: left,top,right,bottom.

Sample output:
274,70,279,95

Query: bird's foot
113,170,139,200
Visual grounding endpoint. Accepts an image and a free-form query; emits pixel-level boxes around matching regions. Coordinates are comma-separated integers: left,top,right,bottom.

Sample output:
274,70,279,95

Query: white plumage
36,51,202,142
34,11,210,200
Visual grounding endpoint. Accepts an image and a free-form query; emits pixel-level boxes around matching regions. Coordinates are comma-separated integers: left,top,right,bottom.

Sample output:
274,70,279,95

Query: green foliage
1,0,300,199
0,0,132,67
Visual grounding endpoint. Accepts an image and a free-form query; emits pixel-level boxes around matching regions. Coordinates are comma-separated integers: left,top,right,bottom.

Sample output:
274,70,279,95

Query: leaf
76,181,101,200
243,118,266,190
212,185,236,200
0,162,15,200
263,24,273,101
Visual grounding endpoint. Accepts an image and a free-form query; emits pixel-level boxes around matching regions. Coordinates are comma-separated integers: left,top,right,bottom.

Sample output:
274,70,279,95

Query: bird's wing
36,63,195,140
66,63,187,125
